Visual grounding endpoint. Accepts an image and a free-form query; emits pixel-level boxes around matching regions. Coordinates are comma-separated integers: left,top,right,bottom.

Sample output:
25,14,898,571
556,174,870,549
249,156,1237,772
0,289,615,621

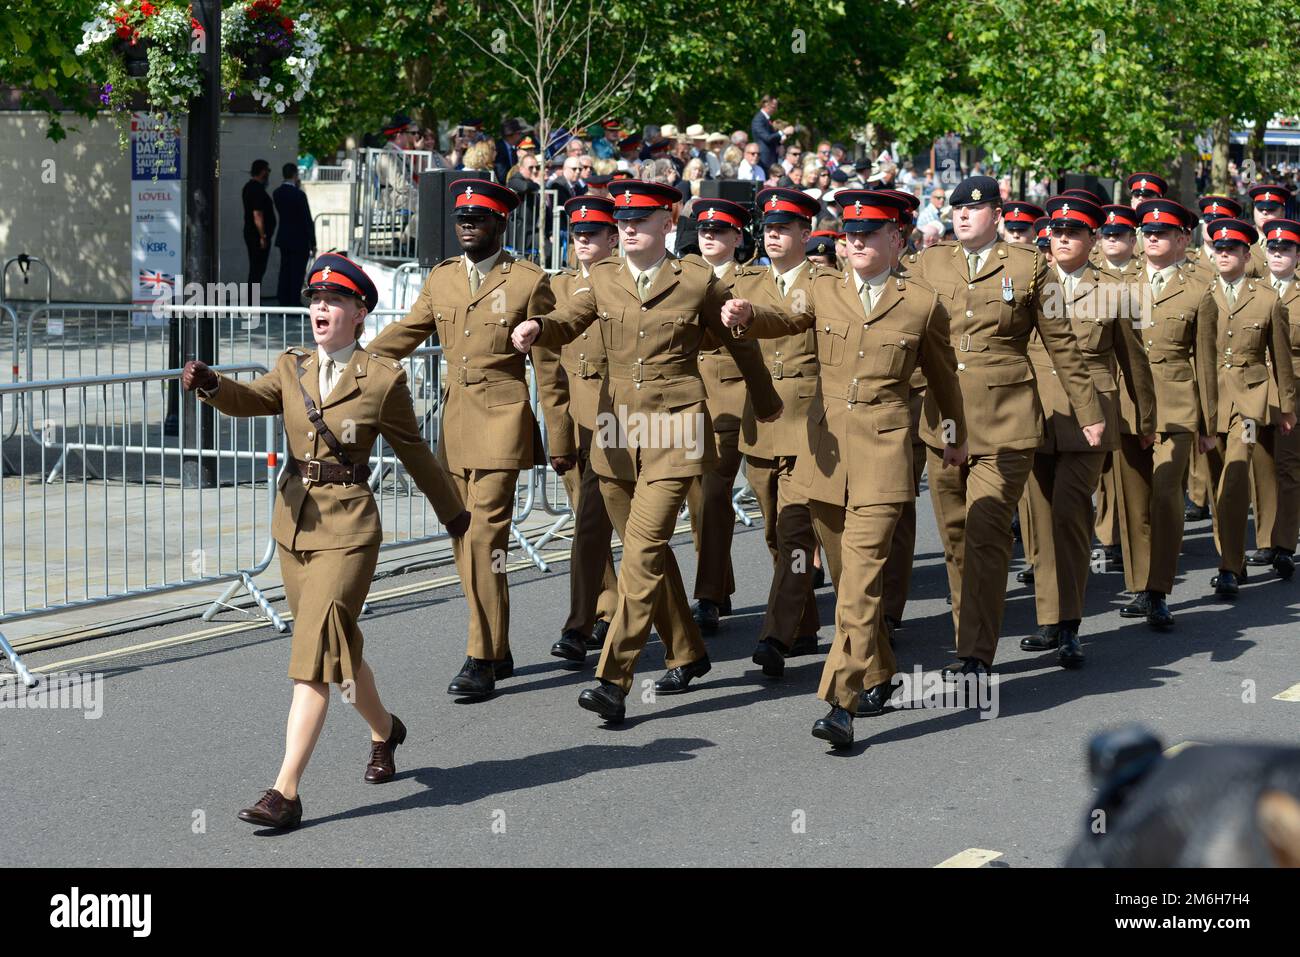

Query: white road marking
935,848,1003,867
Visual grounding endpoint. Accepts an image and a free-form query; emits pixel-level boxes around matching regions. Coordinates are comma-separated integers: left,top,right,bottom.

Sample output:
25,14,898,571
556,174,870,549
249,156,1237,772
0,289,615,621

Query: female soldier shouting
182,253,470,830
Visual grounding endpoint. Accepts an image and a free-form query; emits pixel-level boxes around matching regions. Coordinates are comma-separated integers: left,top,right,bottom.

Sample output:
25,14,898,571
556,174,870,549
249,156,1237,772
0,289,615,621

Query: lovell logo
49,887,152,937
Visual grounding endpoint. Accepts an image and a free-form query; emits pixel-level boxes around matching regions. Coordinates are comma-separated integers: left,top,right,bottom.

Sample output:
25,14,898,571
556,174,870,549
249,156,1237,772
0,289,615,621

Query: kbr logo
139,240,171,253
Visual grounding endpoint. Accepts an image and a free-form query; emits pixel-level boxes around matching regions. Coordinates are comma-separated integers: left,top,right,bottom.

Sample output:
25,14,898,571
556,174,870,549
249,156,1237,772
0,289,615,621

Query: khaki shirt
1211,275,1296,431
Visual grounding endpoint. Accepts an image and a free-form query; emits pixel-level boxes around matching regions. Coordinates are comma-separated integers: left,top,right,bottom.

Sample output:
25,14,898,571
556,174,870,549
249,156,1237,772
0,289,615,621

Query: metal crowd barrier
0,364,286,687
355,147,434,263
1,304,19,462
312,211,354,255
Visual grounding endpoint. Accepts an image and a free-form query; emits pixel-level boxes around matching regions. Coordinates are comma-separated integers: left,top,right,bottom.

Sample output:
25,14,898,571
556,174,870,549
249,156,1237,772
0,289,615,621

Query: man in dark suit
750,95,789,171
495,117,530,184
242,159,276,289
273,162,316,307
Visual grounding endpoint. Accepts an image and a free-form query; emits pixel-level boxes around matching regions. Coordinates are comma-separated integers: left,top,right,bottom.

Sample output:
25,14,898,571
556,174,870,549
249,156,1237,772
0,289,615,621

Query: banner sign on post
130,113,183,323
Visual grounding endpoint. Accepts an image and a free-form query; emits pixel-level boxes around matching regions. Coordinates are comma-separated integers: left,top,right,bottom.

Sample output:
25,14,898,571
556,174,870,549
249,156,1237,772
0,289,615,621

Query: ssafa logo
49,887,152,937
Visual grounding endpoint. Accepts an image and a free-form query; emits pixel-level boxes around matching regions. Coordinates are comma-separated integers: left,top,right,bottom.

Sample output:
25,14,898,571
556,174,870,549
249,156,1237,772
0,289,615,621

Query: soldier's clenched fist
512,319,542,352
181,360,218,393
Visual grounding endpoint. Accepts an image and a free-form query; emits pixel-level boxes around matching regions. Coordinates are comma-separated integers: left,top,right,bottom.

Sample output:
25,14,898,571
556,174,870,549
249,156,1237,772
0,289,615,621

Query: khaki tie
468,266,481,295
637,271,651,303
1224,281,1237,309
860,281,873,315
967,251,980,281
776,275,787,298
322,357,338,399
1151,271,1164,297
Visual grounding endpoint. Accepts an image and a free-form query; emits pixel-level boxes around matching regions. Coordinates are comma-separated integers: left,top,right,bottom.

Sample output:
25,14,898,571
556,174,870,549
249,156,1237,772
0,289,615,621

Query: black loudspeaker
418,168,494,266
1059,173,1118,204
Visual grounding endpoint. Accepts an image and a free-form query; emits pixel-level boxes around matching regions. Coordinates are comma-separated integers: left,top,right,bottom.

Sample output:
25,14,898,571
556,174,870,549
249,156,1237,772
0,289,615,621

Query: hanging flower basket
77,1,201,123
223,0,319,117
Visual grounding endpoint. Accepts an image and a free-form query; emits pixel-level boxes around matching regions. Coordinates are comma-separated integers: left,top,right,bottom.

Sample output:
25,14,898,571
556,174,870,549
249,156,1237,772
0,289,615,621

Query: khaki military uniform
1024,265,1157,625
686,262,747,607
1249,279,1300,554
735,260,822,648
368,251,553,662
1111,266,1219,595
915,240,1102,666
1093,256,1143,551
1205,277,1297,574
532,268,619,638
736,266,966,708
200,347,465,683
534,253,781,692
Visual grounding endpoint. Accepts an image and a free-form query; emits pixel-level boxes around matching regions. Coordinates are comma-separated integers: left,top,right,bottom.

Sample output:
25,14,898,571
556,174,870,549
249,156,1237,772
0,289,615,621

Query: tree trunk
1210,117,1232,196
1247,111,1270,181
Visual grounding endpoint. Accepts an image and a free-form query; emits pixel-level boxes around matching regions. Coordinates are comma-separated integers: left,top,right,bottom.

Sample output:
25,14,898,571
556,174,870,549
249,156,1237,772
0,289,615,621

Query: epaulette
589,258,618,272
284,346,309,356
365,351,405,373
505,257,544,276
673,253,710,273
737,265,767,277
811,263,843,279
435,256,460,269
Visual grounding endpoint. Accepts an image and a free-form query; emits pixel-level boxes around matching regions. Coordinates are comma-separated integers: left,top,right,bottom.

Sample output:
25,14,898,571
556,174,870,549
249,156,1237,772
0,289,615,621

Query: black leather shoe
751,638,786,678
1274,551,1295,580
1214,570,1240,597
811,705,854,749
960,657,992,678
1120,591,1152,618
787,634,819,656
692,599,721,633
586,619,610,650
812,565,827,589
1247,547,1276,566
1102,545,1123,568
1057,624,1084,668
1020,623,1060,651
551,630,587,664
1016,567,1035,584
882,615,902,648
854,680,896,717
493,653,514,680
1185,501,1210,522
238,788,302,829
941,659,966,679
654,656,712,694
1146,592,1174,629
447,657,495,698
577,680,626,723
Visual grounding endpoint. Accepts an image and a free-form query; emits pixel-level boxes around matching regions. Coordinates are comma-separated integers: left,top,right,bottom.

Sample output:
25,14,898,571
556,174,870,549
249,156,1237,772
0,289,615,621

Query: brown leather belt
951,334,1026,356
606,359,698,382
288,457,372,485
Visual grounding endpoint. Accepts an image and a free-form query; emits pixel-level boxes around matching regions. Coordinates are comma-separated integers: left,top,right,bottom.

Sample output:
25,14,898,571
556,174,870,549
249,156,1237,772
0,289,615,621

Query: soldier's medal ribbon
1002,276,1014,302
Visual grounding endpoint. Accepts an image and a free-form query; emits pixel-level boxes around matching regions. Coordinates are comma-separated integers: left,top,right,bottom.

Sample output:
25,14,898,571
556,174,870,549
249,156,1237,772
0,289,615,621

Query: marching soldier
684,205,752,633
367,179,555,700
1034,216,1053,255
724,189,968,748
1093,205,1143,568
511,180,783,723
913,175,1104,679
735,188,823,677
1109,200,1219,628
183,255,470,829
1248,184,1292,278
1002,201,1045,245
1015,195,1156,667
1127,173,1167,211
1246,217,1300,578
532,196,622,663
807,230,840,268
1202,217,1297,596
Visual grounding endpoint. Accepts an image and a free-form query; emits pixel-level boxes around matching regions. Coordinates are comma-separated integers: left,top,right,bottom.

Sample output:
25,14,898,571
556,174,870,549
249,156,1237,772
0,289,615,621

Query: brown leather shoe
237,788,302,829
364,713,406,783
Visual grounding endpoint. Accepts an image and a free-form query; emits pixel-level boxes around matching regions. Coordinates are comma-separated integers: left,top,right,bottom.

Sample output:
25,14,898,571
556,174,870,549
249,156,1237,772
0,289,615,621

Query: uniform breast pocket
598,308,624,351
430,304,458,344
873,331,921,381
815,316,850,367
1163,313,1193,345
659,311,699,353
483,313,514,352
1079,316,1113,353
987,296,1017,336
1236,322,1265,350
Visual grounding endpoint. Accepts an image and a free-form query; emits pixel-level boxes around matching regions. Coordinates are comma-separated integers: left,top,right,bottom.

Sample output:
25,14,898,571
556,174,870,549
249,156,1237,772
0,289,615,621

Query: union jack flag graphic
138,269,175,295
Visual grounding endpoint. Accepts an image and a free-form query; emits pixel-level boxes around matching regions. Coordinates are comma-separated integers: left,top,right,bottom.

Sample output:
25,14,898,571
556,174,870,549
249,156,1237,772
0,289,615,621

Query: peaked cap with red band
692,197,752,230
835,189,910,233
565,195,616,232
1045,194,1103,230
1262,218,1300,246
612,179,680,219
451,178,518,218
1249,183,1293,209
1003,201,1045,226
1206,217,1258,247
304,253,379,311
1197,195,1242,221
1099,204,1140,234
1135,198,1196,232
756,187,821,224
1126,172,1167,196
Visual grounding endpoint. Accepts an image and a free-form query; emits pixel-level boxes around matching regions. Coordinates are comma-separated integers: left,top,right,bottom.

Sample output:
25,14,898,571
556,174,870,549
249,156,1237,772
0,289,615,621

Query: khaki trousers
928,446,1034,666
1208,417,1258,575
882,433,928,622
1251,424,1300,553
1024,450,1106,624
560,449,619,635
686,427,742,603
444,462,518,661
1187,444,1213,508
1114,432,1193,595
595,474,706,692
1094,452,1121,547
811,500,903,709
746,454,819,646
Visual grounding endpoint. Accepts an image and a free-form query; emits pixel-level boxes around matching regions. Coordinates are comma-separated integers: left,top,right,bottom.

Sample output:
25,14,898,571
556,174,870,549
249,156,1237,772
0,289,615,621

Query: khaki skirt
278,543,379,683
